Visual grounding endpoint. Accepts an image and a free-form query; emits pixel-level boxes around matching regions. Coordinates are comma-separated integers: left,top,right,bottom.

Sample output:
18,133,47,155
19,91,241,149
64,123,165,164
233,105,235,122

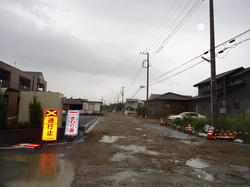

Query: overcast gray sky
0,0,249,104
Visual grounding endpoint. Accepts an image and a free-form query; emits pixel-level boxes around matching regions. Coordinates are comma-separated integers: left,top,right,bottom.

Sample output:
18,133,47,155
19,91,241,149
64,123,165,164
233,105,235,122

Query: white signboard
203,124,215,134
64,110,79,136
82,102,88,111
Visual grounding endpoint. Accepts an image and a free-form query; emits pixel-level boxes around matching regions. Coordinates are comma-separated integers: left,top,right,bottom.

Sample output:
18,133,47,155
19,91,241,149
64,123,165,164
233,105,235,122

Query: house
148,92,193,117
125,99,144,110
0,60,47,116
63,98,102,114
193,67,250,118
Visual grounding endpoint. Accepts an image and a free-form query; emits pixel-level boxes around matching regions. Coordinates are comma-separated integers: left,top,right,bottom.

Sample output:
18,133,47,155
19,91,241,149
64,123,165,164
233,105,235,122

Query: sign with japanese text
64,110,79,136
42,109,59,141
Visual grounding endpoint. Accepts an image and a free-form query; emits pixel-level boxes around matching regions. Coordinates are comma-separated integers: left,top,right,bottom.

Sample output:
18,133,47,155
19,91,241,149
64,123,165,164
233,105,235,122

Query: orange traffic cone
160,117,164,125
186,123,193,133
207,126,214,140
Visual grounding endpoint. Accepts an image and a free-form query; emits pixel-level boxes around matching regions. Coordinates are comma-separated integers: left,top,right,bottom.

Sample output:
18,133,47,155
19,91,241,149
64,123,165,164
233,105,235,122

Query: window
205,85,210,90
190,113,198,117
181,104,189,110
163,103,171,109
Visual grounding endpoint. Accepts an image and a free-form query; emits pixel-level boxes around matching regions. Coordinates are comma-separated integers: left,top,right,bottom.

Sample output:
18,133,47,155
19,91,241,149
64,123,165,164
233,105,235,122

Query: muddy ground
65,112,250,187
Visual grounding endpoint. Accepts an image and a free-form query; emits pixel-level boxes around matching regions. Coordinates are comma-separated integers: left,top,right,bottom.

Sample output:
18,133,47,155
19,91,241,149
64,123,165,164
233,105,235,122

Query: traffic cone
160,117,164,125
207,126,214,140
186,123,193,134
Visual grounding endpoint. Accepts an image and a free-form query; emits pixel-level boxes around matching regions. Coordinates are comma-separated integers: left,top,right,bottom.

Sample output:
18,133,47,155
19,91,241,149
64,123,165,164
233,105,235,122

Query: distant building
125,98,144,110
148,92,193,117
0,61,47,116
63,98,102,114
193,67,250,118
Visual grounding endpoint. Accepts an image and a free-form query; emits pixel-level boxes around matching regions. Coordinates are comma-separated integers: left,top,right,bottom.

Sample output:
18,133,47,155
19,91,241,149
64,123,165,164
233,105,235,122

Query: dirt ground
64,112,250,187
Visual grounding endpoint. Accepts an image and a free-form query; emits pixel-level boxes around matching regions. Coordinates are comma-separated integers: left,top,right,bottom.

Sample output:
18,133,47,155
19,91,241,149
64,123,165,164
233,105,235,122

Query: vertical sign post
42,109,59,141
64,110,80,141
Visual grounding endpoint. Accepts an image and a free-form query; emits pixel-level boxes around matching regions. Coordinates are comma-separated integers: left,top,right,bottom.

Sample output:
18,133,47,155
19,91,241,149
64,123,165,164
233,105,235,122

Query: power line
155,0,203,54
146,29,250,86
141,0,180,53
150,59,204,86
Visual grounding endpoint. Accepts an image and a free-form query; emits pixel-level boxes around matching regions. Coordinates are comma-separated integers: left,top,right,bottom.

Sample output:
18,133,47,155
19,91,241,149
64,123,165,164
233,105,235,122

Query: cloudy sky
0,0,249,104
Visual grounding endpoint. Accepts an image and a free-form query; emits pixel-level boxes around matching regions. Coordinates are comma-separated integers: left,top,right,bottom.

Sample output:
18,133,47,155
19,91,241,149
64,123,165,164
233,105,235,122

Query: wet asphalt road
0,115,100,187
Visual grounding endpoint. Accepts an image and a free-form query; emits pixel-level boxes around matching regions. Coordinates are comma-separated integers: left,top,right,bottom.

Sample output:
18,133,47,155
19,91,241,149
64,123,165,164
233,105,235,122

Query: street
66,113,250,186
0,113,250,186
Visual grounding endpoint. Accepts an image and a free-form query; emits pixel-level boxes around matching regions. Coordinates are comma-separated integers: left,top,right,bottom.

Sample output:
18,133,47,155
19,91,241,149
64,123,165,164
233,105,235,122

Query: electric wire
141,0,182,53
149,29,250,85
123,54,144,93
155,0,203,54
150,59,205,86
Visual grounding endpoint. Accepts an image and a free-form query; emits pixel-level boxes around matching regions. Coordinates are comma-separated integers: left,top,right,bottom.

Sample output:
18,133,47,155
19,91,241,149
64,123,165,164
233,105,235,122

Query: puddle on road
99,135,125,143
110,152,134,162
186,157,210,169
1,153,74,187
116,145,159,155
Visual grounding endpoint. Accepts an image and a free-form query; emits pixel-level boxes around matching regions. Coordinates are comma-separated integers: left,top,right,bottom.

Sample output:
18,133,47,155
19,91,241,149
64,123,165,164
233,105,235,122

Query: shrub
18,121,33,129
191,118,211,132
136,106,147,118
6,116,19,129
29,96,43,128
0,92,8,129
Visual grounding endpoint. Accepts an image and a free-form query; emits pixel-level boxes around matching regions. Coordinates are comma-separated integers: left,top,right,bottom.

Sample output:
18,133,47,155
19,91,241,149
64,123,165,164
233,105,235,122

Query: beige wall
18,91,64,127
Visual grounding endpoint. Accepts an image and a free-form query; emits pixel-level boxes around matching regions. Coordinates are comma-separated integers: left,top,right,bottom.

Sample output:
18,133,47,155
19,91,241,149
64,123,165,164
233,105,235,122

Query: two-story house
125,99,144,110
193,67,250,118
0,61,47,116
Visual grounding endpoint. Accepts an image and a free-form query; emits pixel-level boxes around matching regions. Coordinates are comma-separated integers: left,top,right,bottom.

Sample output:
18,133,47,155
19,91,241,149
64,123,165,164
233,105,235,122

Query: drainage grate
214,173,248,185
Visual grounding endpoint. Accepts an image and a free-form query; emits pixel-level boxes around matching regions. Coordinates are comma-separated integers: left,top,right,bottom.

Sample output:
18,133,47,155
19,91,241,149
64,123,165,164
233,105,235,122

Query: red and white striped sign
14,143,42,148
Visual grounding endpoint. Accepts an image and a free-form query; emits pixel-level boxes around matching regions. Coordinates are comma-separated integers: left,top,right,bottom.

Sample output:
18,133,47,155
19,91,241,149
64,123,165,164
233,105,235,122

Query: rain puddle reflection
116,145,159,155
99,135,125,143
1,153,74,187
110,152,134,162
186,157,210,169
186,158,214,181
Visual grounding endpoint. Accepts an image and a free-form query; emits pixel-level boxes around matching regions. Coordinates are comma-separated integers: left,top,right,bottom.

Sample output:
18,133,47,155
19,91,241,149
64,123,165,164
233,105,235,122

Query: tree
136,105,147,118
29,96,43,128
0,92,8,129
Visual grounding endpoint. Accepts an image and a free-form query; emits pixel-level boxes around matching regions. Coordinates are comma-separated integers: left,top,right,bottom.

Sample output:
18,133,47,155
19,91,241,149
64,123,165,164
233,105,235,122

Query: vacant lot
65,112,250,187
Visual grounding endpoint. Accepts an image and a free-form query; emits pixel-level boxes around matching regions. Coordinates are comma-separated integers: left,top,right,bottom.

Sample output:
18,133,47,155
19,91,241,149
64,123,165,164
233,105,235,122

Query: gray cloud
0,0,249,102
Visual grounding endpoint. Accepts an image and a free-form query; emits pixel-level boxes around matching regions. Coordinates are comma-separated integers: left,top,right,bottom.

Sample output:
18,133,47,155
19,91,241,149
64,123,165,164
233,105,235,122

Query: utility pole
120,87,125,111
209,0,217,127
140,52,149,114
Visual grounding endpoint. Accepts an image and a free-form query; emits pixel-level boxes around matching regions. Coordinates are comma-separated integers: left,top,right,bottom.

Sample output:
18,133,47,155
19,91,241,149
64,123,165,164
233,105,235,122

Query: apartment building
0,61,47,116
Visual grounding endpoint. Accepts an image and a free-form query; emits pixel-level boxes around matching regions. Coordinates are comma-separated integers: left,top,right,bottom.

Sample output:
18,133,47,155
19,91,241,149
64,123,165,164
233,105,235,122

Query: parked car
167,112,206,121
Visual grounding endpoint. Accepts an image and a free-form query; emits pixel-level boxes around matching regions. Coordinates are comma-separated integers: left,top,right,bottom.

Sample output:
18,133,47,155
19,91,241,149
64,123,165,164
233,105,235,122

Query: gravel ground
64,112,250,187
